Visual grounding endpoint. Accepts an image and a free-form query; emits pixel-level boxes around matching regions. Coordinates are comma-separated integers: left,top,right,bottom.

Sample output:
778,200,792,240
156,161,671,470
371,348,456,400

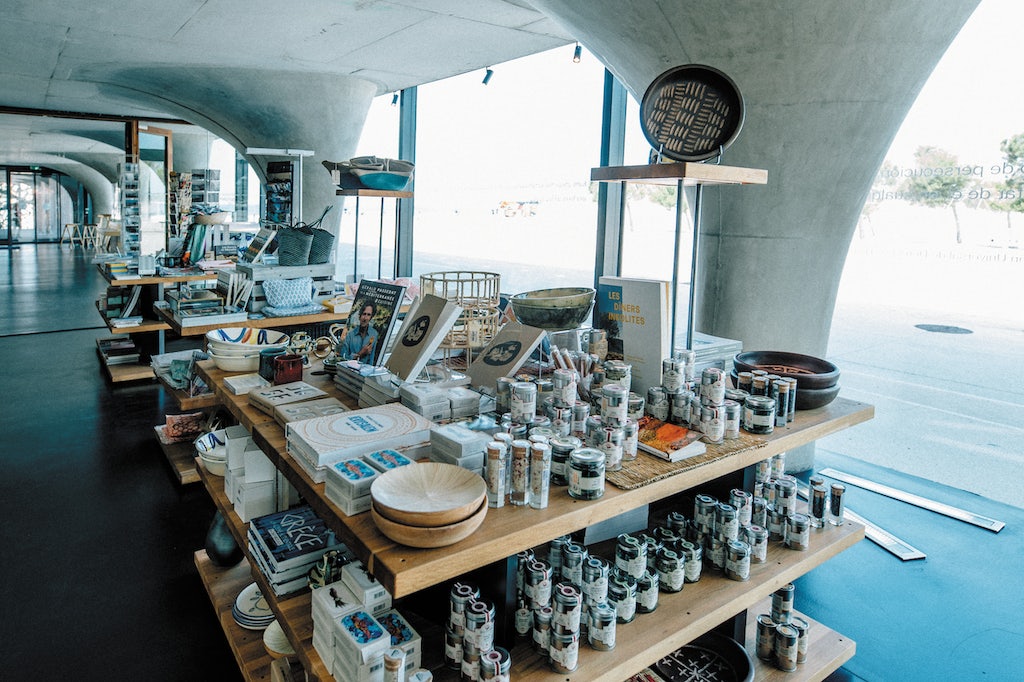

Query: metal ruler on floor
819,468,1005,533
797,483,926,561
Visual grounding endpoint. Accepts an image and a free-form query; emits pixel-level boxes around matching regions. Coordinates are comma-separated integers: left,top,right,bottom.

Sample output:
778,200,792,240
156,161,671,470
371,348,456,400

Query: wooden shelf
97,264,218,286
95,301,171,333
745,599,856,682
591,162,768,187
194,549,276,682
96,344,154,383
153,426,200,485
154,303,350,337
335,188,413,198
197,461,332,682
154,365,219,411
252,396,872,598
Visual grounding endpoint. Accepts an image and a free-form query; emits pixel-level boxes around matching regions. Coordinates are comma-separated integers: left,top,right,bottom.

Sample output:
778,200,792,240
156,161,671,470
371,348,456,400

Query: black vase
204,510,244,567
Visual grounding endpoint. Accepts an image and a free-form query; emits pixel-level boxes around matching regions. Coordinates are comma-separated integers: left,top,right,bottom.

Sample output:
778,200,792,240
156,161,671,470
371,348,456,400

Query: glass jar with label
568,448,605,500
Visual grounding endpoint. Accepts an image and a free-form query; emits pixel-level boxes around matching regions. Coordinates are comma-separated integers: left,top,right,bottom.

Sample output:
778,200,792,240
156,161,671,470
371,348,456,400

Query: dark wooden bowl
730,371,841,410
733,350,839,390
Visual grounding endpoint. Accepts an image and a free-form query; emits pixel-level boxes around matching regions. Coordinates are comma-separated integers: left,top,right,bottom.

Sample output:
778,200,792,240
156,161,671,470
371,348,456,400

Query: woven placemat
607,432,768,490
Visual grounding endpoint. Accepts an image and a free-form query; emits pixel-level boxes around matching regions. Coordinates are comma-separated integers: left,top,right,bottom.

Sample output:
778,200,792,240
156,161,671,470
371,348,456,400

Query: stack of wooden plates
370,462,487,548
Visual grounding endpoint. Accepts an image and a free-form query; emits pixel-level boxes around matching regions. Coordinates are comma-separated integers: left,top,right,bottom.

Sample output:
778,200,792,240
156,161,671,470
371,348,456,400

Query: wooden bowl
733,350,839,390
370,462,486,528
371,499,487,548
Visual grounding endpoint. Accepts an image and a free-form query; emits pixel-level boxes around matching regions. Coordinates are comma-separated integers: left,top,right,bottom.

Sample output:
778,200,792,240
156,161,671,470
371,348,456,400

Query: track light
573,42,582,63
482,68,494,85
391,92,399,106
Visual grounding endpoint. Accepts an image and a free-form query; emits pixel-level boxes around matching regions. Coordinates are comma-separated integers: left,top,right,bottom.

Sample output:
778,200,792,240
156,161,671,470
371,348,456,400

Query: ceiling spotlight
482,68,494,85
573,42,582,63
391,92,399,106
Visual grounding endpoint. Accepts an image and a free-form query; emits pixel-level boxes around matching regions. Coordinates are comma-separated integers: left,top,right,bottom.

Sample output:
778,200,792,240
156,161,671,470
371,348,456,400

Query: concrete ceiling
0,0,573,170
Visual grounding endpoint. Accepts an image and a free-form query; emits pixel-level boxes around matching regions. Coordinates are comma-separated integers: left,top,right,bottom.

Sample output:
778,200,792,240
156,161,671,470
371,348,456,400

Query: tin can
723,400,742,439
639,534,663,572
689,393,703,430
515,549,534,598
548,535,569,574
694,494,718,532
607,573,637,624
647,386,670,420
510,381,537,424
581,555,609,603
729,489,753,527
495,377,515,414
524,558,553,610
786,513,810,551
829,483,847,526
551,405,573,437
791,616,810,663
755,458,773,483
725,539,751,581
736,371,754,394
615,534,647,580
621,418,639,462
464,598,495,652
596,425,624,472
584,415,604,445
549,631,579,673
479,648,507,681
485,441,507,509
669,390,693,425
568,448,605,500
657,548,686,593
662,357,685,393
532,605,552,654
810,483,828,528
743,395,776,434
627,392,645,422
604,360,632,392
601,383,629,426
444,626,463,669
529,442,552,510
571,401,590,439
560,542,587,587
756,613,777,661
751,496,768,528
775,623,799,672
636,570,659,613
552,582,582,634
666,511,688,535
701,367,726,406
448,581,479,634
775,476,798,518
552,368,577,407
772,583,795,624
588,602,617,651
715,502,740,542
767,505,786,542
771,452,786,477
706,534,726,572
549,435,579,486
679,540,703,583
746,524,769,563
514,600,533,638
509,439,531,506
701,405,725,444
725,387,750,404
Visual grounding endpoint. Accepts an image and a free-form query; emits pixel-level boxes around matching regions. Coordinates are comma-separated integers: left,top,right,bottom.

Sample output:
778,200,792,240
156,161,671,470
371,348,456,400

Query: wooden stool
82,223,98,249
60,223,81,246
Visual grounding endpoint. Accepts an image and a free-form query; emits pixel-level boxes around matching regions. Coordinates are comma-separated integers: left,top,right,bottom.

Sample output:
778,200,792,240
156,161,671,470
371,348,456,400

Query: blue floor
803,449,1023,681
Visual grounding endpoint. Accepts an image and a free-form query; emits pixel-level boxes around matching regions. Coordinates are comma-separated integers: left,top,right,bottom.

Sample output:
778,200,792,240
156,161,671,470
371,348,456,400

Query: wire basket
420,271,501,366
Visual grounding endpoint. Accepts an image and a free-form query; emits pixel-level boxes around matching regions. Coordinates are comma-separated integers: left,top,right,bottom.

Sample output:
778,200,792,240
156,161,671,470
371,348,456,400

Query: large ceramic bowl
206,328,289,353
733,350,840,390
207,350,260,373
509,287,596,331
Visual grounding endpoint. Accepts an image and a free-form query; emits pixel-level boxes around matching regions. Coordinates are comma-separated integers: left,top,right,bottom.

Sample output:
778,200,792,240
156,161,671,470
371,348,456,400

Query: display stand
336,187,413,282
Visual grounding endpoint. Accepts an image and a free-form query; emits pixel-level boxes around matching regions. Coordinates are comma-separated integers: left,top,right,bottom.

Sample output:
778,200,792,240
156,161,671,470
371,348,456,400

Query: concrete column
531,0,980,470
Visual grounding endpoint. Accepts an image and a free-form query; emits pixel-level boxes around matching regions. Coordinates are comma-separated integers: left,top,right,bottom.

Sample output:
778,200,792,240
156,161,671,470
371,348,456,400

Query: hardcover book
340,280,408,366
384,293,463,382
286,402,434,468
248,504,346,572
596,276,672,396
273,396,349,427
465,322,547,393
249,381,329,415
635,415,707,462
223,372,270,395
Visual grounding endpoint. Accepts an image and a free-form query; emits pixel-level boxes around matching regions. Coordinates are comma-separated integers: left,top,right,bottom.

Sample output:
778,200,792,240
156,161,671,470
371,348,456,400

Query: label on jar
515,607,532,636
684,557,702,582
552,606,581,631
658,565,686,591
612,595,636,622
549,638,578,669
616,554,646,580
582,574,607,601
589,622,616,649
569,468,603,492
445,640,462,665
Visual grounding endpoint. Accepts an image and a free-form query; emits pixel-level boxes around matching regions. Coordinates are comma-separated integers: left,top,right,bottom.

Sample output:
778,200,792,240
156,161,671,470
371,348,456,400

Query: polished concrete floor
0,244,1020,681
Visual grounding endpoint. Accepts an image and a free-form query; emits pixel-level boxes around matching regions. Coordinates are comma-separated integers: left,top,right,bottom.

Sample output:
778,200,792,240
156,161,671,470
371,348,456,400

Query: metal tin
736,371,754,394
647,386,670,420
775,623,799,672
756,613,777,661
495,377,515,414
551,405,573,437
723,399,742,439
614,534,647,580
771,452,786,477
515,550,534,599
768,505,786,542
707,533,727,572
509,439,531,506
621,418,639,462
755,458,773,483
694,494,718,532
679,540,703,583
604,360,632,391
601,383,629,426
571,401,590,439
535,378,553,404
729,489,753,527
588,602,617,651
514,601,533,638
552,583,582,634
829,483,847,526
715,502,740,542
548,535,569,574
700,405,725,444
596,425,624,472
607,573,637,624
725,387,750,404
666,511,688,535
700,367,726,406
791,616,810,663
746,524,769,563
529,442,552,510
689,393,703,430
752,496,767,528
636,570,659,613
668,390,693,425
448,581,479,634
510,381,537,424
772,583,795,624
524,558,553,610
549,631,579,673
662,357,685,393
560,542,587,587
775,476,798,518
529,426,558,442
549,436,581,486
552,368,577,407
568,448,605,500
444,626,463,669
725,539,751,581
639,534,663,572
743,395,776,434
810,483,828,528
772,379,790,427
657,548,685,593
463,598,495,653
532,605,552,655
540,396,556,419
786,513,810,551
485,441,507,509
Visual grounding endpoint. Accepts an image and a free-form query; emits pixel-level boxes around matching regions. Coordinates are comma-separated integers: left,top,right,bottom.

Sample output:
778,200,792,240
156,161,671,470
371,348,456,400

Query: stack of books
358,373,403,408
246,505,350,597
286,403,434,483
273,396,348,428
332,361,391,402
399,383,451,422
429,423,489,474
323,458,379,516
96,337,140,365
249,381,329,416
222,372,270,395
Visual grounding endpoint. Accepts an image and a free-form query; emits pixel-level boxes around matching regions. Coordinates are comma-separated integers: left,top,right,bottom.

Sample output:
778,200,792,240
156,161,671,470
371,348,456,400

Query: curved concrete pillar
90,67,378,238
533,0,979,356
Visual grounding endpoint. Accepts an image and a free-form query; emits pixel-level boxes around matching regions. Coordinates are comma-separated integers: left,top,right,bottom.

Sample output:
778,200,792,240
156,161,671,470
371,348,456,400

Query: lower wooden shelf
194,549,275,682
101,357,155,382
744,598,856,682
154,426,199,485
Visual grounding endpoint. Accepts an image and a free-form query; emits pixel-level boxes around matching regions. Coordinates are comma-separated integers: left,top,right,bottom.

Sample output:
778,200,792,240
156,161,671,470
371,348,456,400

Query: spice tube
829,483,847,525
588,602,617,651
383,648,406,682
756,614,777,661
509,439,531,506
810,483,828,528
529,442,552,510
485,441,507,509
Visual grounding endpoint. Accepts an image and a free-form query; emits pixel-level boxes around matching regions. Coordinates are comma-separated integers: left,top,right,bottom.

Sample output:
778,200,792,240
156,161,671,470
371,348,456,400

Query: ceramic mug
259,346,287,382
273,353,304,385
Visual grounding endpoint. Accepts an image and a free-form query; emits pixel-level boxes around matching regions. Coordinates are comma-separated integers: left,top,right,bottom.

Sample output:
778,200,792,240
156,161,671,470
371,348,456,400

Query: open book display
635,415,707,462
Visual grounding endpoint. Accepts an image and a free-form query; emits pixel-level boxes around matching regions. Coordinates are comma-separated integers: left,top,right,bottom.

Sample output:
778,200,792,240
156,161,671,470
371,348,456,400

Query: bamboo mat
607,432,768,490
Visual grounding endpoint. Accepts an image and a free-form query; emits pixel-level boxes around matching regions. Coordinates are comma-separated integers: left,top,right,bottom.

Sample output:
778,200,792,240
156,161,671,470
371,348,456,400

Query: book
596,276,672,396
223,372,270,395
339,280,407,367
248,504,346,572
240,226,277,263
635,415,707,462
384,294,463,382
273,396,349,427
249,381,329,415
286,403,433,469
465,322,547,393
